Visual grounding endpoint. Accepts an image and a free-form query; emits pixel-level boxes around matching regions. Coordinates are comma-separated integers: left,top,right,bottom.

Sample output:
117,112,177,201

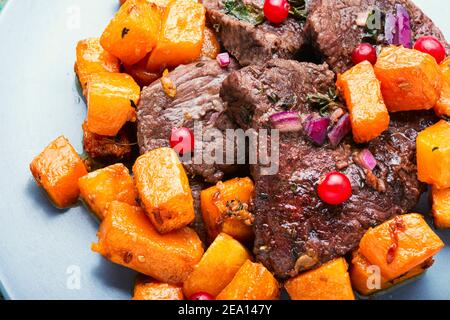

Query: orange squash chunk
30,136,88,208
146,0,205,72
435,57,450,117
374,46,442,112
201,27,221,59
100,0,161,65
285,258,355,300
349,250,431,296
417,120,450,189
183,233,251,298
201,177,254,243
92,201,203,284
133,275,184,300
336,61,389,143
432,186,450,229
133,148,195,233
86,72,140,137
78,163,137,220
359,214,444,281
75,38,120,96
216,260,279,300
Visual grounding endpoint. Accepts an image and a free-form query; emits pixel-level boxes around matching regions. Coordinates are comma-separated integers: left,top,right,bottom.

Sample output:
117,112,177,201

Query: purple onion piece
217,52,231,67
396,4,412,48
304,117,330,146
328,113,351,148
384,12,398,45
359,149,377,170
273,118,303,132
270,111,300,123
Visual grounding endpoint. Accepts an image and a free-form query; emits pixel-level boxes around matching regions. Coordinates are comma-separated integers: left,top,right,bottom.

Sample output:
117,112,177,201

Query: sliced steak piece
203,0,306,66
137,58,240,183
306,0,450,73
221,59,436,278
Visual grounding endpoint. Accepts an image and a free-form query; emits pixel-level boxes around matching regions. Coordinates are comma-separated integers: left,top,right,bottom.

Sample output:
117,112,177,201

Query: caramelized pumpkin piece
100,0,161,65
349,250,432,296
435,57,450,117
183,233,251,298
30,136,88,208
201,27,221,59
133,275,184,300
374,46,442,112
284,258,355,300
147,0,205,72
201,177,254,243
216,260,279,300
75,38,120,96
86,72,140,137
417,120,450,189
78,163,137,220
133,148,195,233
432,186,450,229
92,201,203,284
123,54,161,87
337,61,390,143
359,214,444,281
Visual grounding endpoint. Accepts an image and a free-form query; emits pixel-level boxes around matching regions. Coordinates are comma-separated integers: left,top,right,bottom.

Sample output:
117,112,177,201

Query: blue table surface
0,0,449,300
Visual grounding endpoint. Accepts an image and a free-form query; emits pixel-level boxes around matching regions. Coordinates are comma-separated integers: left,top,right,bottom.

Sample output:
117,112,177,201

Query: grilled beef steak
306,0,450,73
137,58,240,183
203,0,306,66
221,59,436,278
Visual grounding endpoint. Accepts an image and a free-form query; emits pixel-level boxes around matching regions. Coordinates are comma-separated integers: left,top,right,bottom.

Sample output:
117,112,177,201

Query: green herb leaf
223,0,265,26
308,88,340,115
288,0,307,22
267,92,280,104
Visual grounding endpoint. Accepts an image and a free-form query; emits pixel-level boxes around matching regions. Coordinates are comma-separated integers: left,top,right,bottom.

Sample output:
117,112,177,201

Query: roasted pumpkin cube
146,0,205,72
30,136,88,208
78,163,137,220
201,177,254,243
349,250,431,296
133,148,195,233
133,275,184,300
183,233,251,298
374,46,442,112
100,0,161,65
216,260,279,300
432,186,450,228
86,72,140,137
417,120,450,189
359,214,444,281
336,61,390,143
435,57,450,117
75,38,120,96
285,258,355,300
120,0,171,7
201,27,221,59
92,201,203,284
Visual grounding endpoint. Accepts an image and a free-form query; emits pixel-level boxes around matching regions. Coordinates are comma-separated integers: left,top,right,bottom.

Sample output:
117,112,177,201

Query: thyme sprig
307,88,341,116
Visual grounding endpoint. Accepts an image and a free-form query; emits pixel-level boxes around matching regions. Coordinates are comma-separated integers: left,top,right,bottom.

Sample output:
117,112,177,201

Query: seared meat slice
82,121,135,161
137,58,240,183
306,0,449,73
203,0,306,66
221,59,436,278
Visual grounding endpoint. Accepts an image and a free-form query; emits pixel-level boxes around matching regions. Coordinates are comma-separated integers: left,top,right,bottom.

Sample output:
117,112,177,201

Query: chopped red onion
328,113,351,148
270,111,302,132
217,52,231,67
359,149,377,170
304,117,330,146
384,12,398,45
396,4,412,48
